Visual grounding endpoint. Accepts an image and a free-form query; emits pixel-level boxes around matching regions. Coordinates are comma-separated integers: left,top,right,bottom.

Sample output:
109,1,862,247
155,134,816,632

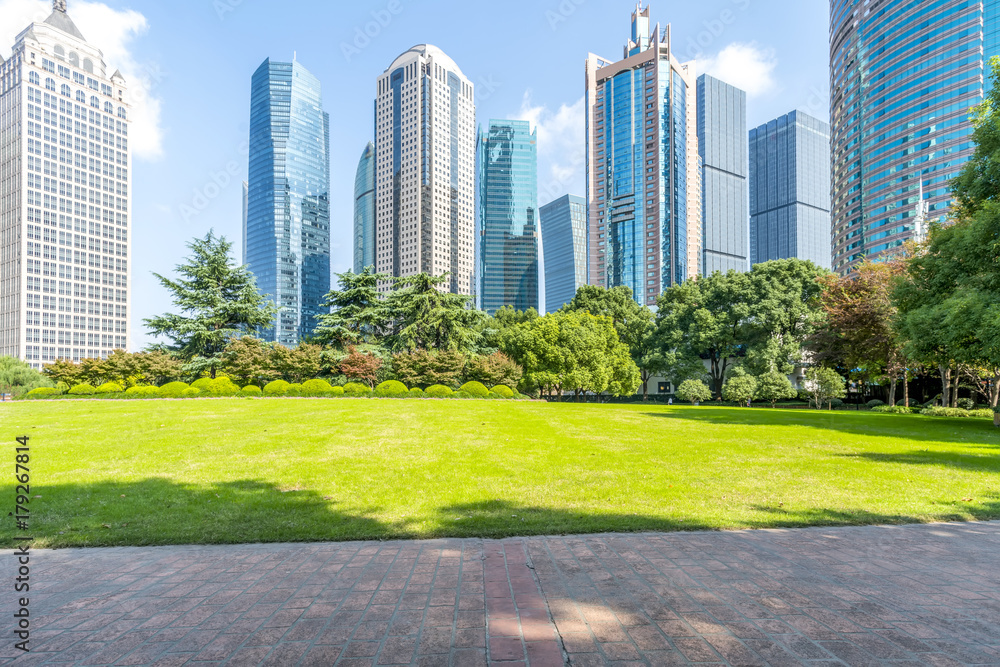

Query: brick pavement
1,522,999,665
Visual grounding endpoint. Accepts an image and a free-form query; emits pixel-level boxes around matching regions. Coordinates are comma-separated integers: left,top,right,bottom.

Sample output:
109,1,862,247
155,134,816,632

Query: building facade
353,142,375,274
476,120,538,315
0,1,132,369
374,45,476,295
585,5,700,307
246,58,330,346
539,194,587,314
830,0,1000,274
697,74,748,275
749,111,831,268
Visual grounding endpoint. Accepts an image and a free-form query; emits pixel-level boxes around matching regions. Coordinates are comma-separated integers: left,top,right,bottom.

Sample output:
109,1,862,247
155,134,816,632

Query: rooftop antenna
293,51,297,62
54,0,67,11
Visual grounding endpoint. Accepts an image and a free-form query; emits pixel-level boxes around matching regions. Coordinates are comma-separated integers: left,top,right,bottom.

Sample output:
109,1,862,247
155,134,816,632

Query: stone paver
1,522,999,665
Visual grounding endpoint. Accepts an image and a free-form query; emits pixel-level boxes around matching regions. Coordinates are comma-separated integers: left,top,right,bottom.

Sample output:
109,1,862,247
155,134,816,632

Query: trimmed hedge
970,408,993,418
301,379,334,395
921,407,973,418
125,386,160,398
206,378,240,396
375,380,409,398
264,380,291,396
408,387,425,398
459,381,490,398
866,399,885,409
191,378,214,392
328,386,345,396
26,387,59,398
871,405,919,414
343,382,371,397
96,382,124,394
68,383,96,395
490,385,514,399
159,381,190,398
287,383,303,396
180,387,201,398
454,391,474,399
425,384,453,398
239,385,263,397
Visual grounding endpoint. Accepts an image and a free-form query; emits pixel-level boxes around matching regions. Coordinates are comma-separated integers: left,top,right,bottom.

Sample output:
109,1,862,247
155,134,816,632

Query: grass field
1,398,998,548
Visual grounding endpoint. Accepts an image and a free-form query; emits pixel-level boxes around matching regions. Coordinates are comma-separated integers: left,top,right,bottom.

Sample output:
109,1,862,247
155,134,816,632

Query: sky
0,0,830,349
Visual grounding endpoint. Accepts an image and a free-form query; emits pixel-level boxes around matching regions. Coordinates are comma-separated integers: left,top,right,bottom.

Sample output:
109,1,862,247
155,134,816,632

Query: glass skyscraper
586,5,700,306
540,194,587,314
749,111,831,268
476,120,538,315
697,74,748,275
830,0,1000,274
354,142,375,274
246,58,330,346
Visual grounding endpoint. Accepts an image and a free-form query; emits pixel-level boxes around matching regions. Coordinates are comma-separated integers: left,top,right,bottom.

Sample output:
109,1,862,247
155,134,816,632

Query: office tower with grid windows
374,45,476,295
476,119,538,315
246,57,330,346
354,142,375,274
585,4,700,307
0,1,132,369
540,194,587,314
749,110,831,268
830,0,1000,274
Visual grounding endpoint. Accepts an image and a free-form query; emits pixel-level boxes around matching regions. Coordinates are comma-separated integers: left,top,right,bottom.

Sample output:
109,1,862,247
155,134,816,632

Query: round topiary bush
68,383,96,396
301,379,334,396
375,380,409,398
458,381,489,398
675,379,712,404
159,381,190,398
206,377,240,396
490,385,515,399
343,382,371,397
866,399,885,409
239,385,263,397
830,398,844,409
264,380,291,396
409,387,425,398
453,390,474,399
55,382,69,394
191,378,214,392
26,387,59,398
95,382,124,394
125,386,160,398
425,384,453,398
328,386,345,396
284,383,302,396
180,387,201,398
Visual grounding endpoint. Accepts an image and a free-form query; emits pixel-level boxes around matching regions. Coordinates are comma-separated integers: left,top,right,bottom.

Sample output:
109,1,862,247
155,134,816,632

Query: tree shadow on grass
837,450,1000,473
644,407,1000,446
743,495,1000,529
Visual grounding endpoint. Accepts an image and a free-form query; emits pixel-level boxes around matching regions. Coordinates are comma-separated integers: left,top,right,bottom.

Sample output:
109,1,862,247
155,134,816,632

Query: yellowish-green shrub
375,380,409,397
68,383,96,395
459,381,489,398
264,380,291,396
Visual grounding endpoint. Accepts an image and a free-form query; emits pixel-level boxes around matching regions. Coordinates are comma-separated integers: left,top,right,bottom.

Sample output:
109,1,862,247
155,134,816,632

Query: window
69,52,79,67
61,84,71,97
45,78,55,91
104,101,113,114
117,107,126,120
90,96,99,109
29,71,39,85
83,59,93,74
76,91,85,103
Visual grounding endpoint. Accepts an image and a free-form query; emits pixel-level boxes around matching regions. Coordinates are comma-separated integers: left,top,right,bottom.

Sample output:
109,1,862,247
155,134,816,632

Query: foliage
490,385,514,399
340,346,383,389
191,378,213,392
462,352,523,390
68,383,96,395
220,337,278,387
96,382,124,394
755,371,797,408
383,273,483,352
805,367,846,410
263,380,291,397
674,379,712,404
391,349,465,389
125,386,160,398
301,379,334,396
425,384,454,398
343,382,371,397
239,385,263,397
921,407,974,418
205,377,240,396
375,380,409,398
159,382,190,398
26,387,59,398
872,405,919,414
952,56,1000,219
409,387,425,398
867,400,886,409
180,388,201,398
459,381,489,398
957,398,977,410
453,391,474,399
271,343,323,384
0,356,55,398
314,267,390,347
144,232,277,377
722,370,758,405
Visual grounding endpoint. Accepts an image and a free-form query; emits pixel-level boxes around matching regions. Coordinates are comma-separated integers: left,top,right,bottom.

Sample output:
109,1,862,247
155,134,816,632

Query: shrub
328,386,345,396
458,381,489,398
343,382,371,397
722,373,757,406
866,399,885,409
795,389,811,402
205,377,240,396
957,398,977,410
159,381,190,398
285,383,303,396
301,379,334,396
453,391,474,399
830,398,844,408
872,405,918,414
409,387,425,398
125,386,160,398
180,387,201,398
55,382,69,394
68,383,96,396
95,382,124,394
375,380,409,398
921,407,972,418
239,385,263,397
191,378,214,392
490,385,514,399
969,408,993,418
26,387,59,398
675,379,712,404
425,384,453,398
756,371,797,407
264,380,291,396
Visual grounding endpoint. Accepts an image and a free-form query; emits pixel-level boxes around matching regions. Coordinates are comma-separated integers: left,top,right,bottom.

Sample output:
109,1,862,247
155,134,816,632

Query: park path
2,522,999,665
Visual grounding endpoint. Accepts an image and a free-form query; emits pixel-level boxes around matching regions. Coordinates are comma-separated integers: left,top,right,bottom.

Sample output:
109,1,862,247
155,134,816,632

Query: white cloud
511,92,585,206
701,42,778,97
0,0,164,160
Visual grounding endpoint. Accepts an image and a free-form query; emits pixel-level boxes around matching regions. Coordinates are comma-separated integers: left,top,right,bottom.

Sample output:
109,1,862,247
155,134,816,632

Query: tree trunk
991,375,1000,408
951,369,960,408
641,370,650,402
903,374,909,408
939,365,951,406
888,377,897,407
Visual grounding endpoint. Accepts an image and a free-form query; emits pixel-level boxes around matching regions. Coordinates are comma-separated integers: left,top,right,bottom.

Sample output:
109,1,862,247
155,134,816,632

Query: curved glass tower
246,58,330,345
830,0,1000,274
353,142,375,274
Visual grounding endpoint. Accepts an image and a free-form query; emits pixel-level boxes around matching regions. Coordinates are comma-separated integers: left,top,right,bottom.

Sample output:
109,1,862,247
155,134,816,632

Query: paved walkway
2,522,999,666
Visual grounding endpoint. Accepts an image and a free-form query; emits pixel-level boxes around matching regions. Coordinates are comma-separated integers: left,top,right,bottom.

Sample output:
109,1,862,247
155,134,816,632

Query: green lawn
1,398,998,548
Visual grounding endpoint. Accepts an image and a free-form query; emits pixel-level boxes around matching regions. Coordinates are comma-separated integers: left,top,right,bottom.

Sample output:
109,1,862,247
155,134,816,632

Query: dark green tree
314,267,389,348
384,273,484,352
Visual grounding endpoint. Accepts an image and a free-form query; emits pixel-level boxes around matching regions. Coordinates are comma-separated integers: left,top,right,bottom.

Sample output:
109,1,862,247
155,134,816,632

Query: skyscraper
585,4,700,307
354,142,375,274
246,58,330,346
697,74,748,275
830,0,1000,274
374,45,476,295
476,120,539,315
749,111,831,268
540,194,587,314
0,1,132,369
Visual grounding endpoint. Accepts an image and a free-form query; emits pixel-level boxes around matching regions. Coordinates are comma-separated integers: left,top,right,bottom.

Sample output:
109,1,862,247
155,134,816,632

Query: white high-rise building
374,45,476,295
0,1,132,369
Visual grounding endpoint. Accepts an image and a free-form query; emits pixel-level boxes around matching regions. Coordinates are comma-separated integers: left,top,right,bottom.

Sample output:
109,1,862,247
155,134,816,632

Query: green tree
314,267,389,348
145,232,277,378
674,379,711,404
42,358,83,387
805,367,846,410
133,350,185,386
756,370,797,408
384,273,483,352
463,352,523,390
722,369,758,406
221,337,279,387
340,346,383,388
952,56,1000,219
1,356,54,397
272,343,323,383
391,350,467,388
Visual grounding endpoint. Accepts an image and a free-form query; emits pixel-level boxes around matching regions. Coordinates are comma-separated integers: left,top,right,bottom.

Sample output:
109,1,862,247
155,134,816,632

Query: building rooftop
44,1,86,42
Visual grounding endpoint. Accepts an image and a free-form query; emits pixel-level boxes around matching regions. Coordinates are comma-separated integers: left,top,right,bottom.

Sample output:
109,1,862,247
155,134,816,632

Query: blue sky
1,0,829,348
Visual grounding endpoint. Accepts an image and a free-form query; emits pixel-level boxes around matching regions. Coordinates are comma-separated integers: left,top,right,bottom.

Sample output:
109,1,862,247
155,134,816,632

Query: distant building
374,45,476,295
539,195,587,314
585,5,700,306
241,181,248,263
0,1,132,367
697,74,748,275
246,58,330,345
353,142,375,274
476,120,538,315
749,111,831,269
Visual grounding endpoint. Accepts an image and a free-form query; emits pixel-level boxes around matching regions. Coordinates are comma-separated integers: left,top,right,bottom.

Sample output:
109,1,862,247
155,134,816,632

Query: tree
1,357,54,397
391,350,467,388
133,350,185,386
100,350,143,388
340,347,383,388
221,337,278,387
463,352,523,390
42,358,83,387
722,369,758,406
272,343,323,383
805,367,846,410
756,370,797,408
314,267,389,348
145,232,277,378
384,273,483,352
674,379,711,404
